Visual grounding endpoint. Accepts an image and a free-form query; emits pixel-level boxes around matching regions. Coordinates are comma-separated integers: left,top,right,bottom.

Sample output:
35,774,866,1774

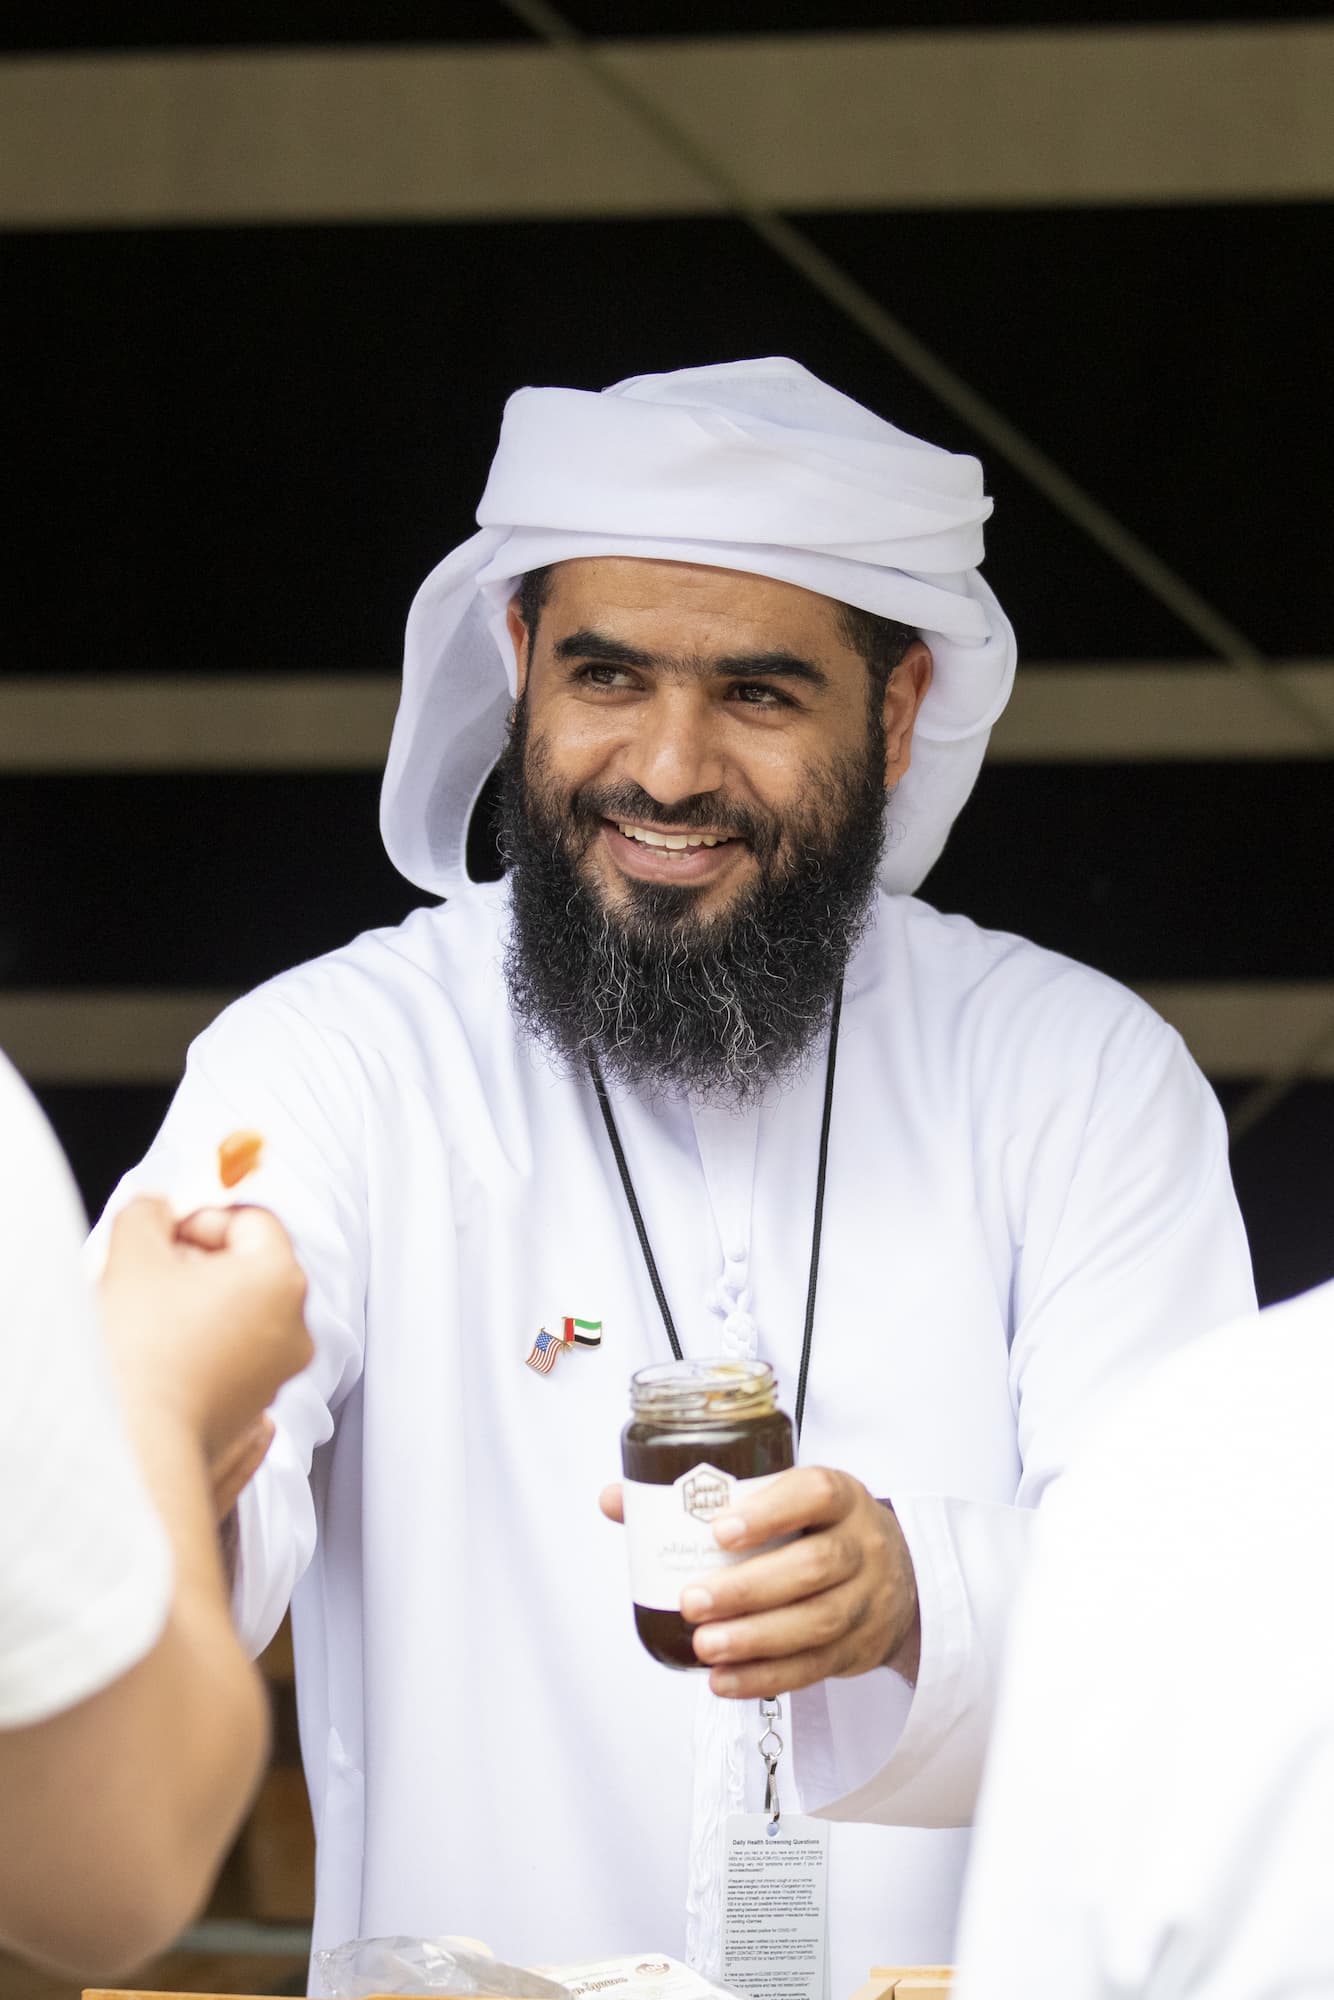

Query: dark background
4,2,1332,1306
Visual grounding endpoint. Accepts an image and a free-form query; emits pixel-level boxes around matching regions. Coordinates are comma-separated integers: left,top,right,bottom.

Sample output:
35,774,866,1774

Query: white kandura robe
95,882,1255,1994
953,1279,1334,2000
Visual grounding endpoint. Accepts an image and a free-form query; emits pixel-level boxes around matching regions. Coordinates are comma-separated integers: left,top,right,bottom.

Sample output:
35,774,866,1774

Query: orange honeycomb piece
218,1129,266,1189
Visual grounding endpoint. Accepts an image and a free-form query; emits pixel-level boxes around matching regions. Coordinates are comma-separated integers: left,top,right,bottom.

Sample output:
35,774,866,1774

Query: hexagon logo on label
678,1463,733,1521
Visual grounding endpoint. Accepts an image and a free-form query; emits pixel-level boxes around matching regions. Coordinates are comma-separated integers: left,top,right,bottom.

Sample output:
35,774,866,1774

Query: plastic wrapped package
316,1934,572,1998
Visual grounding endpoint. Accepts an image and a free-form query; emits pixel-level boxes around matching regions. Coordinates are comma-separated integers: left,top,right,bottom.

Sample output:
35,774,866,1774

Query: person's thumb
222,1205,292,1258
175,1205,232,1252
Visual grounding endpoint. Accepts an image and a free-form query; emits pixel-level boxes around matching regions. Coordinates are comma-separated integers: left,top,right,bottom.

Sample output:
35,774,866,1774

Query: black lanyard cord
589,981,843,1448
589,1055,685,1364
794,980,842,1443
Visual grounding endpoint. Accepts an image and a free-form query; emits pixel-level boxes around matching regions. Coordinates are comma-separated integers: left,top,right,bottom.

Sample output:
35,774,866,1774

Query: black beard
496,697,888,1104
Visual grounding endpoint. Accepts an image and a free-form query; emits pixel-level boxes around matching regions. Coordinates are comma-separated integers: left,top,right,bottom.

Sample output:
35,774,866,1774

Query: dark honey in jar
620,1358,795,1668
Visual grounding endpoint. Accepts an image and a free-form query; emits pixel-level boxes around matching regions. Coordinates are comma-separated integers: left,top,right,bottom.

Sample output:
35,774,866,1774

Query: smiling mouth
611,819,739,852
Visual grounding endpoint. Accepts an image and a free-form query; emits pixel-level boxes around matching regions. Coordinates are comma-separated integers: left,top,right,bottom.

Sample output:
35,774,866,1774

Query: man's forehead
541,554,847,638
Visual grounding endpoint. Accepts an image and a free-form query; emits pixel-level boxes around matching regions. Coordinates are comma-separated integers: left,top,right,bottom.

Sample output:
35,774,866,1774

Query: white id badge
720,1813,830,2000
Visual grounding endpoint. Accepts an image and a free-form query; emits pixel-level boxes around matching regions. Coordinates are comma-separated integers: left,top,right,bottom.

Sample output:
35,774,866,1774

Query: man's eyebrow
553,630,657,668
713,651,829,690
553,630,829,689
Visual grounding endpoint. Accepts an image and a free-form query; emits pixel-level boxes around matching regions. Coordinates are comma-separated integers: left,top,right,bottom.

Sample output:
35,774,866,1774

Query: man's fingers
680,1525,859,1623
708,1652,840,1699
599,1482,625,1525
707,1638,860,1700
691,1578,872,1671
708,1465,857,1554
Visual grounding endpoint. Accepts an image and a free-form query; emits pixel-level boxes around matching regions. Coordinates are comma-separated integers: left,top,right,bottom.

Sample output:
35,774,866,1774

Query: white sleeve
796,999,1256,1826
87,987,370,1657
0,1053,173,1728
953,1294,1334,2000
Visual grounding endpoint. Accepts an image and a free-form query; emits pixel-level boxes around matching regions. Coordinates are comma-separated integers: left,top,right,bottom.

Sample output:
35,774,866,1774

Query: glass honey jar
620,1357,795,1668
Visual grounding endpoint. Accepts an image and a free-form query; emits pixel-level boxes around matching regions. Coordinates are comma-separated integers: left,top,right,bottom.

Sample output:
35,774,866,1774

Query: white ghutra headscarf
380,356,1017,897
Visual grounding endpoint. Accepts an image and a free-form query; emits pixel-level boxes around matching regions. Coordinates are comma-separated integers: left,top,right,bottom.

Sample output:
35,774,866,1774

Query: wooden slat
258,1616,295,1688
239,1766,315,1924
10,984,1334,1086
2,666,1333,771
6,24,1334,228
81,1968,308,2000
871,1971,954,1993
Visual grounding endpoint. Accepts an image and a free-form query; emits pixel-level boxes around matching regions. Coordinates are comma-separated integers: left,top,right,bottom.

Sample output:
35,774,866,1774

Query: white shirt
953,1279,1334,2000
93,883,1255,1991
0,1051,172,1728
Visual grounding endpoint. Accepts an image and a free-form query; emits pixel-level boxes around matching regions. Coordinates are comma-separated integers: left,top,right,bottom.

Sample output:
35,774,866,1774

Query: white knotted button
707,1264,758,1359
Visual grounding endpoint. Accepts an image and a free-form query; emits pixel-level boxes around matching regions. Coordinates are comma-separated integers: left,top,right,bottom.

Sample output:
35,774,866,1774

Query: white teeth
618,823,725,851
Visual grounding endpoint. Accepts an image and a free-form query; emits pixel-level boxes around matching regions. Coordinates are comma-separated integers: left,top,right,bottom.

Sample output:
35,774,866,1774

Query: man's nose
621,692,725,806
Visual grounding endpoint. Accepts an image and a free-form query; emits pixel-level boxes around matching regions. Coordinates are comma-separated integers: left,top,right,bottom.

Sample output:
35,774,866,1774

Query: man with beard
94,359,1254,1993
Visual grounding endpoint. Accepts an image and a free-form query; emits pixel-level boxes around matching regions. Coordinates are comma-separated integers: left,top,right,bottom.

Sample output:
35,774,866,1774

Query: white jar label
622,1465,787,1611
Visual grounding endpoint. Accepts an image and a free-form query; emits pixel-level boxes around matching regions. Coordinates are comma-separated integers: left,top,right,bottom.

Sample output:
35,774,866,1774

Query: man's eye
576,663,636,688
730,681,793,708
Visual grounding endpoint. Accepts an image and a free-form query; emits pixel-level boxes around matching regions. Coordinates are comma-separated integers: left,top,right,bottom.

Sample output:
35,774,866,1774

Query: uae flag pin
525,1316,603,1375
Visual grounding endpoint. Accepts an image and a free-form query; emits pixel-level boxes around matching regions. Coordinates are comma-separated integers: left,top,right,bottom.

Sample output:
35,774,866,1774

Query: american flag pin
524,1317,603,1374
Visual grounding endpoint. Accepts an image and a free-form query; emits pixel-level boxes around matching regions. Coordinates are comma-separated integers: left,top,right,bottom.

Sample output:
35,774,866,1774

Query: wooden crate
849,1969,954,1999
87,1957,954,1999
236,1618,316,1923
240,1761,315,1922
86,1976,960,1992
88,1977,955,2000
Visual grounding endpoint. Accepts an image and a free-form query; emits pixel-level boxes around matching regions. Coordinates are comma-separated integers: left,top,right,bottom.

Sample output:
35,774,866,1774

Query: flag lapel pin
524,1316,603,1374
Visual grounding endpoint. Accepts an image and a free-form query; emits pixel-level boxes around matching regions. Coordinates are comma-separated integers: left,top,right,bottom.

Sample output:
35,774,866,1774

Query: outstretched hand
99,1196,312,1464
